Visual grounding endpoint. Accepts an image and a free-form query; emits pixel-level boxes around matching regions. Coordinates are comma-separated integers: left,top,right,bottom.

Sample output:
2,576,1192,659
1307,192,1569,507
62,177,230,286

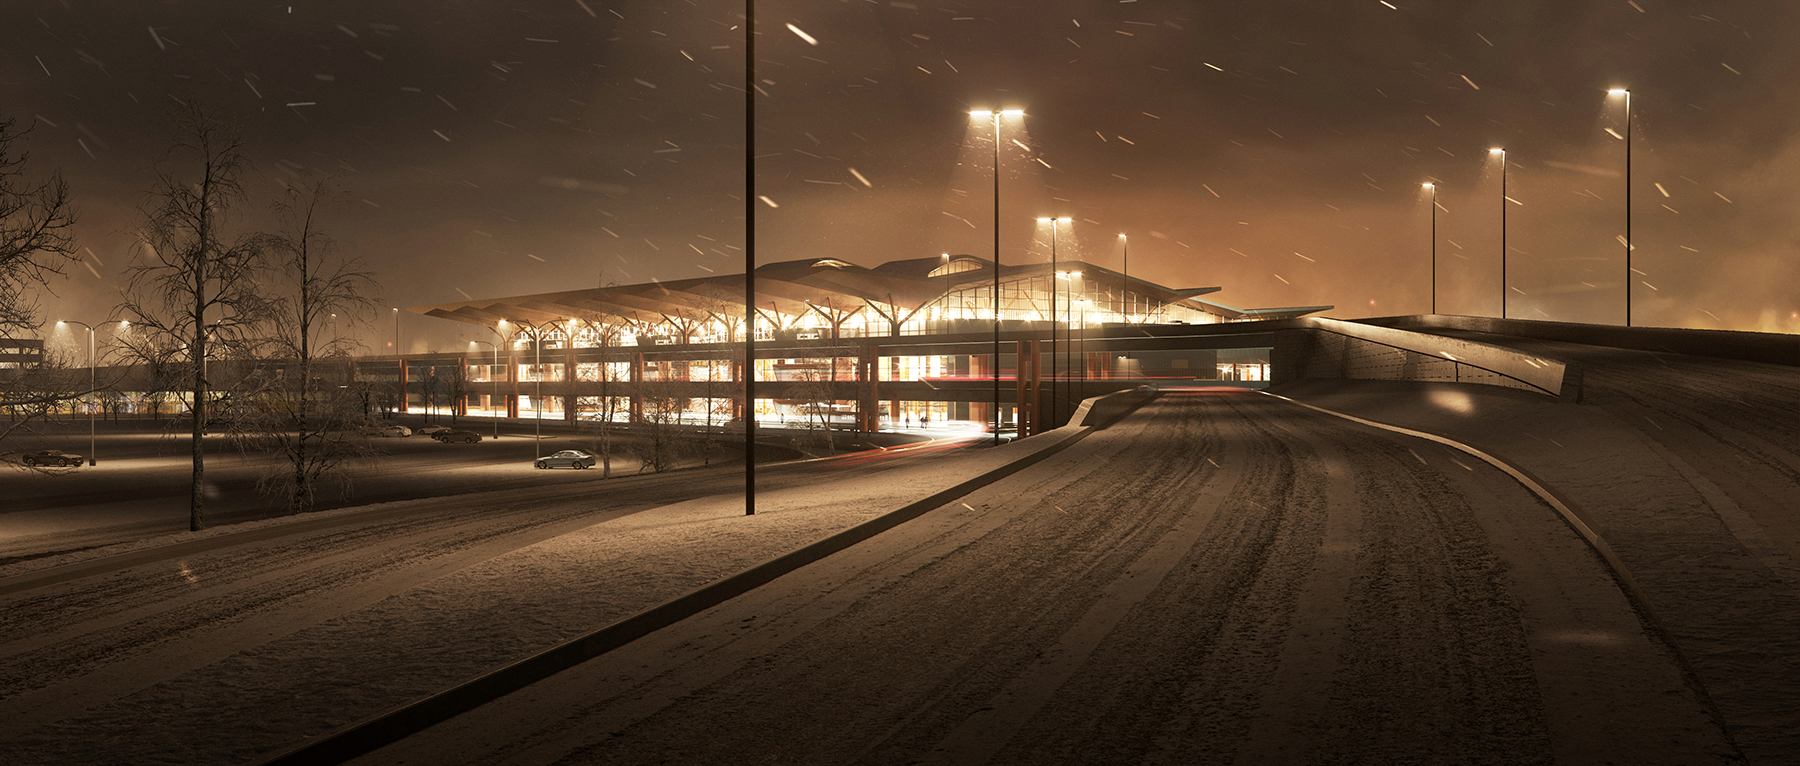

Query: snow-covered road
355,390,1731,765
0,438,986,764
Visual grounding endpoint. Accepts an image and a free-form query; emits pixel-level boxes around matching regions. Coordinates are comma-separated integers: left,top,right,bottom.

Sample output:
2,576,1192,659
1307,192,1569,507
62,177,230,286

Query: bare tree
0,116,82,467
118,102,270,531
238,178,380,515
574,314,629,477
634,382,693,474
0,116,78,340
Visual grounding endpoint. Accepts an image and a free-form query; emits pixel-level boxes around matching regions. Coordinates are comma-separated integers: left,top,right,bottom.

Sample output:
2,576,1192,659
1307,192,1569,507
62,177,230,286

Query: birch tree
119,102,268,531
240,177,379,515
0,115,82,465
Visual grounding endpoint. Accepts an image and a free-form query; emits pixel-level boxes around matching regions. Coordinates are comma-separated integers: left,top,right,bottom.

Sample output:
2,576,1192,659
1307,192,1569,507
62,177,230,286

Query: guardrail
1272,317,1574,400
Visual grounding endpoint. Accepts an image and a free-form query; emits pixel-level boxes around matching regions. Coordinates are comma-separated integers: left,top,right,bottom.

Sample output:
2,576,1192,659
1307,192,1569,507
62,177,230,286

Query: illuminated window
928,257,984,278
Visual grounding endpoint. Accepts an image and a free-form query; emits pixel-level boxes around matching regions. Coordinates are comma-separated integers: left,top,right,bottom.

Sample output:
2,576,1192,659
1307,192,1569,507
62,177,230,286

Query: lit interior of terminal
381,255,1329,436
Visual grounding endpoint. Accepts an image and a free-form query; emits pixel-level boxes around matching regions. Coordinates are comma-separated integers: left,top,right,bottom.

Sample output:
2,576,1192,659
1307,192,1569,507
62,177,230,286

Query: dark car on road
433,429,482,444
534,449,595,469
21,449,83,467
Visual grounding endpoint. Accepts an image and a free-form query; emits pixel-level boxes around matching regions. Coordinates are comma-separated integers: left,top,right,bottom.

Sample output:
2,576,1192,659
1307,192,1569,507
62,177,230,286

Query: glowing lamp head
1608,88,1628,95
1489,147,1504,154
1000,109,1023,116
1422,182,1435,189
1058,217,1071,223
970,109,993,117
1037,217,1051,223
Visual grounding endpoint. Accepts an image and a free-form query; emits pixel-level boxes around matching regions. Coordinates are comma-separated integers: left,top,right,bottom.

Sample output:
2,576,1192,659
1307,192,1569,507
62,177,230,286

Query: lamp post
1039,217,1071,426
1120,233,1130,324
391,307,403,416
1610,88,1633,326
469,339,499,441
1077,296,1090,405
57,320,98,466
1491,148,1507,319
1423,182,1438,315
971,109,1022,445
508,320,554,460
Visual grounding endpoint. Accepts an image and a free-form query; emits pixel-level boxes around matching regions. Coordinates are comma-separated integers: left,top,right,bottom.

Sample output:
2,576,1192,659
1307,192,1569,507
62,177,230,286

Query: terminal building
374,255,1331,436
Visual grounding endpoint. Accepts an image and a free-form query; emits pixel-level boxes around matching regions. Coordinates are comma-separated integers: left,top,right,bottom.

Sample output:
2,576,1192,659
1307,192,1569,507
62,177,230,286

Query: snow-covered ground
2,334,1794,765
354,386,1737,765
1277,332,1800,765
0,436,1012,764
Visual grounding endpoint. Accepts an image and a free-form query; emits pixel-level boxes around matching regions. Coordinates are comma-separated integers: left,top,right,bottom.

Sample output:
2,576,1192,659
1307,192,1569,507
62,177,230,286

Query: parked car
414,424,452,436
534,449,596,469
21,449,83,467
433,429,482,443
373,424,411,437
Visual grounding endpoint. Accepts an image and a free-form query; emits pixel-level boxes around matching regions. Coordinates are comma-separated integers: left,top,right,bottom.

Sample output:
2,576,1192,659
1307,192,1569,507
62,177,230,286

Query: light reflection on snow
1541,629,1625,646
1427,388,1475,415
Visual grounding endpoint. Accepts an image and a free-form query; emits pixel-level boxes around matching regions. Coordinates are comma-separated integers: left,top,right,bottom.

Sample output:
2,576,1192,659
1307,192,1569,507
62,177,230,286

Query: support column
857,344,879,432
629,351,644,423
397,358,409,414
564,345,578,422
506,347,519,418
457,356,469,416
731,349,745,420
1016,340,1036,437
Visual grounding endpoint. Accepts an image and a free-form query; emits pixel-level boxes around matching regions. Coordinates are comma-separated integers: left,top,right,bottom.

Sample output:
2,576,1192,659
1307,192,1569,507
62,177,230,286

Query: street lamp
971,108,1023,445
509,319,555,461
1077,296,1091,405
1423,182,1438,315
1491,148,1508,319
1039,216,1071,426
469,339,500,441
1609,87,1633,326
56,320,99,466
392,307,402,416
1119,233,1130,324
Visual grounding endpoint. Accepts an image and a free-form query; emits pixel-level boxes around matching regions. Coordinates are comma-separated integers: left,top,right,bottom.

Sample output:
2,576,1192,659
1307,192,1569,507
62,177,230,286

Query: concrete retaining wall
1271,317,1572,400
1069,385,1157,429
1363,315,1800,368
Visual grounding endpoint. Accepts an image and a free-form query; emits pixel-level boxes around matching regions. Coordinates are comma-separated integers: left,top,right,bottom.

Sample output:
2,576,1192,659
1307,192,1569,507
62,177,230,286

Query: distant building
0,338,45,370
383,256,1330,434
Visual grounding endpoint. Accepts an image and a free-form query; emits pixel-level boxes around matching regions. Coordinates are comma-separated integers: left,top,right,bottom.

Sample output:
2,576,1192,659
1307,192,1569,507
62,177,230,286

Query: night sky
8,1,1799,358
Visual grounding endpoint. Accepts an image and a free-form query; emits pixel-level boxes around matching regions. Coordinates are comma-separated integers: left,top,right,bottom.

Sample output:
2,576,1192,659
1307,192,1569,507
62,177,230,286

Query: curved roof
411,256,1329,327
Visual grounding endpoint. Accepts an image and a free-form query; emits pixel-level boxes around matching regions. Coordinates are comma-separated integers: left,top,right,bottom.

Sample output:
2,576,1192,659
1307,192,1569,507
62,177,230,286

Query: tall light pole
1491,148,1507,319
1610,88,1633,326
469,339,499,441
392,307,402,416
57,320,98,466
972,109,1022,445
1039,217,1071,425
1425,182,1440,314
745,3,758,514
1077,295,1089,406
510,320,553,460
1120,233,1130,323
